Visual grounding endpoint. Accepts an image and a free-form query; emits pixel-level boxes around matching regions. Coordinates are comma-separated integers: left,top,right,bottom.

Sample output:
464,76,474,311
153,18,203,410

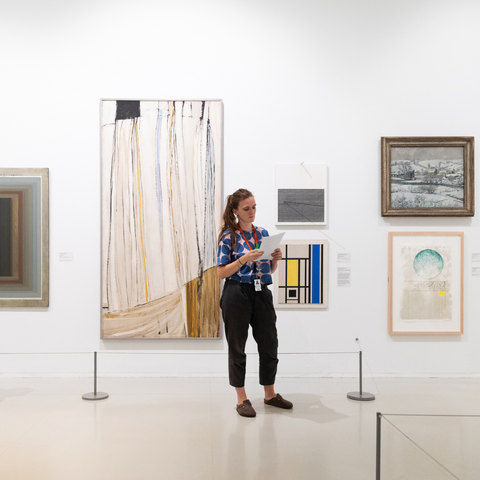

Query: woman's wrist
238,258,244,266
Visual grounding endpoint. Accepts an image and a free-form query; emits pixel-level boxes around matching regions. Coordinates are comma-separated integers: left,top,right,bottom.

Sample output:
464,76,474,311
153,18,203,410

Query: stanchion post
82,351,109,401
94,351,97,396
347,350,375,401
359,351,363,395
376,412,382,480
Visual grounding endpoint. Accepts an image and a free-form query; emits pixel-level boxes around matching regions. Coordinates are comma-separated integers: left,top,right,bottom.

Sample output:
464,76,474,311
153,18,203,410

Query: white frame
275,164,328,226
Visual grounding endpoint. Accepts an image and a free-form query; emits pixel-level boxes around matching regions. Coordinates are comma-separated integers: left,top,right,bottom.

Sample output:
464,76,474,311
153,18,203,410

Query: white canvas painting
101,100,223,338
275,164,327,226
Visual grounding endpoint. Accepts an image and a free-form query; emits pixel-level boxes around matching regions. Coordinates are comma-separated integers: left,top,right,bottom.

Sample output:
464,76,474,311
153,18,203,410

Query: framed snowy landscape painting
381,137,474,216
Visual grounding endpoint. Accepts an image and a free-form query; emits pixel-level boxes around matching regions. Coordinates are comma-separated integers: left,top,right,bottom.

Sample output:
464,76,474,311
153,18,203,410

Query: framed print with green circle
388,232,463,335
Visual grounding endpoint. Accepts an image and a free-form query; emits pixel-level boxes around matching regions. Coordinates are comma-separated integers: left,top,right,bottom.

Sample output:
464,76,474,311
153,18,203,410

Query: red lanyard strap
239,226,258,251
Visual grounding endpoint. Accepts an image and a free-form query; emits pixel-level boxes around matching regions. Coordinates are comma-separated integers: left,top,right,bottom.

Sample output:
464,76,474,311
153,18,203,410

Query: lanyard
239,226,260,282
239,226,258,251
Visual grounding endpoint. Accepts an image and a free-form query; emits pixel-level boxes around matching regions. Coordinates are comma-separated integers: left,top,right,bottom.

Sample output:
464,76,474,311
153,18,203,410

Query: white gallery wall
1,0,480,377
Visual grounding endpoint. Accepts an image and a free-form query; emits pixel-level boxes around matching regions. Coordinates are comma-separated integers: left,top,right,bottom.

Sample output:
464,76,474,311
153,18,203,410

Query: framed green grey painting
0,168,49,307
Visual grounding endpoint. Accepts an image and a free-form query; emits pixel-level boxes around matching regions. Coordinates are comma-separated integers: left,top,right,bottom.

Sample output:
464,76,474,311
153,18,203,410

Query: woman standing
217,188,293,417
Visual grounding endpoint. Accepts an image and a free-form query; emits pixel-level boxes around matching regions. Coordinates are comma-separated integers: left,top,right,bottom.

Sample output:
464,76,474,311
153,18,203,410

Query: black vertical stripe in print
0,198,12,277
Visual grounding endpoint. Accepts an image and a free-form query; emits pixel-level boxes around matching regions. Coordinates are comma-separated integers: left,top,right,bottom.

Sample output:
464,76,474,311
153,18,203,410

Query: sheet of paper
472,266,480,276
337,253,351,263
256,232,286,261
337,267,351,287
472,253,480,262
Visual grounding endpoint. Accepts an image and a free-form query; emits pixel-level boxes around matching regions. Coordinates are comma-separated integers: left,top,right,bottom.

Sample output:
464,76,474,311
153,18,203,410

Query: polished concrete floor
0,377,479,479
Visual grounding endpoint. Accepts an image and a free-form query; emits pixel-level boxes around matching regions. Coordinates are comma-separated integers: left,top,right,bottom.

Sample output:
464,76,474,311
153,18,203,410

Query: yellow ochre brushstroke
136,120,149,302
287,260,299,286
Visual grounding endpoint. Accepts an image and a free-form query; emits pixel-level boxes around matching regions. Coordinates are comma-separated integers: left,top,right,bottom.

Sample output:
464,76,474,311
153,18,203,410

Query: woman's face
233,196,256,225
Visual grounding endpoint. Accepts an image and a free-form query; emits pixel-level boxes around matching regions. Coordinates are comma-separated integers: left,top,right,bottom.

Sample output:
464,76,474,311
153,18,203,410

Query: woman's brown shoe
264,393,293,409
236,399,256,417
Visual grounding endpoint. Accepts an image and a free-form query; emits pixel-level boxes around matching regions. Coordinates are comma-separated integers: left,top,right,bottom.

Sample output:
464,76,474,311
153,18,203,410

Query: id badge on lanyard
239,226,262,292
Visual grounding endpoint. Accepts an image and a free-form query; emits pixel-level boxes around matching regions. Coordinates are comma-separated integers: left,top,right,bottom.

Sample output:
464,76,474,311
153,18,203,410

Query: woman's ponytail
218,189,253,250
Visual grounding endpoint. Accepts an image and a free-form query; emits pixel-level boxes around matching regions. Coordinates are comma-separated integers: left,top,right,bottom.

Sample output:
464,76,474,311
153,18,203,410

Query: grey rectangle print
278,189,325,223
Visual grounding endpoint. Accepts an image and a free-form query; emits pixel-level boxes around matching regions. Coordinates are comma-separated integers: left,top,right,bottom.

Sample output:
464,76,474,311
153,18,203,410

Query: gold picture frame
381,137,474,216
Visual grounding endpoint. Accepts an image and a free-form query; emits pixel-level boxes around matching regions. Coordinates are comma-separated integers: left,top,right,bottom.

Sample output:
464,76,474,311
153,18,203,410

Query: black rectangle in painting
278,189,325,223
0,198,12,277
308,244,311,303
304,255,307,304
116,100,141,120
297,257,300,303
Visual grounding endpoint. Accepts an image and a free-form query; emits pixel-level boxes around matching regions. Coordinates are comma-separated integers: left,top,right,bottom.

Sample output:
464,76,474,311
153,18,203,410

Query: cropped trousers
220,280,279,388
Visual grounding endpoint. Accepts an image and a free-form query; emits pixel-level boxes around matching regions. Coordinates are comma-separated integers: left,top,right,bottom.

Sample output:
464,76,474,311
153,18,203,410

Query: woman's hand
242,250,264,263
270,248,282,274
271,248,282,262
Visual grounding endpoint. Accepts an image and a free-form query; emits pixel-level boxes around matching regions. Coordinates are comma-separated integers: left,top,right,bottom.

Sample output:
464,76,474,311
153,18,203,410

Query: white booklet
256,232,285,261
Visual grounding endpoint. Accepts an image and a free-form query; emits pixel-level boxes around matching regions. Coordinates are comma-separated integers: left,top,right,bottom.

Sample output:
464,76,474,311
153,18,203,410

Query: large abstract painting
389,232,463,334
273,240,329,309
0,168,49,307
101,100,222,338
275,164,328,225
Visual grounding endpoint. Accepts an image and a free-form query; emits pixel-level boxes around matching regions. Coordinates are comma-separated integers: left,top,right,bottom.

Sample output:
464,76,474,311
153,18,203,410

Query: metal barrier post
376,412,381,480
347,350,375,401
82,352,109,401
